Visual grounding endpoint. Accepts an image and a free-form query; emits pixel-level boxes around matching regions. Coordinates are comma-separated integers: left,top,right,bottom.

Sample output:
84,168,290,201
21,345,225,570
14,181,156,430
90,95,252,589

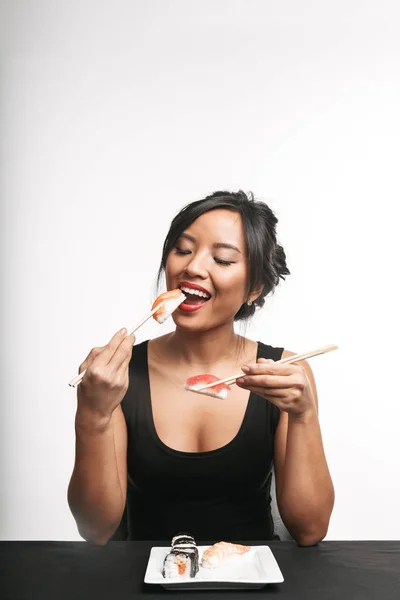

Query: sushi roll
163,539,199,578
171,532,196,547
201,541,250,569
171,533,198,560
162,532,199,579
152,289,186,324
162,547,199,578
184,374,230,400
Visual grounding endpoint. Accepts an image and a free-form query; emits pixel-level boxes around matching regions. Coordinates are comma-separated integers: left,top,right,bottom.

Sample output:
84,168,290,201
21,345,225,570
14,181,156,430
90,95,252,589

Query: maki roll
171,532,196,547
162,532,199,579
162,547,199,578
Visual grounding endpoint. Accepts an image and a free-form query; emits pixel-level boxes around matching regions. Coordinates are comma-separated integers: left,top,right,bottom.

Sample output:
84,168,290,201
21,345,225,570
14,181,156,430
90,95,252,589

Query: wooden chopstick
68,300,167,388
194,344,338,391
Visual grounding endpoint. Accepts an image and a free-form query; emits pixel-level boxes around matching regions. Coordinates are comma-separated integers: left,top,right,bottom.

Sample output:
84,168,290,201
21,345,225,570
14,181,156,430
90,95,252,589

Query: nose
184,252,208,280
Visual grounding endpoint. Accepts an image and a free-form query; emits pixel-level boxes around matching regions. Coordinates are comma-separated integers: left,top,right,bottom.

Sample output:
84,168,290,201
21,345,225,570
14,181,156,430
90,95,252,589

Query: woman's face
166,208,254,331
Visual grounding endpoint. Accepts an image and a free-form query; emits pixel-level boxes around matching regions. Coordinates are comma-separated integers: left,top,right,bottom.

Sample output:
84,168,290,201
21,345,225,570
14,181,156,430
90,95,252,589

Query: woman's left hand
236,358,316,418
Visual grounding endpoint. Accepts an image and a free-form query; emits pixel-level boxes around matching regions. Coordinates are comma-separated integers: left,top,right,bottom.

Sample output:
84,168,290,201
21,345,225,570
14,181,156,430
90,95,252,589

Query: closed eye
174,247,191,256
174,246,234,265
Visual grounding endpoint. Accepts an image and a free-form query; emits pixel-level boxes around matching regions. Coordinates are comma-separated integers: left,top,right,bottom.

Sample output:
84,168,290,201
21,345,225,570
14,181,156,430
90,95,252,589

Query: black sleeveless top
120,340,284,542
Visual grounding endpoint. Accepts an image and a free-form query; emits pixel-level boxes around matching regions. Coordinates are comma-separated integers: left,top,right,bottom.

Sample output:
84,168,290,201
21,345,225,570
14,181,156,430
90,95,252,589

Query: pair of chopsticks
194,344,338,391
68,300,167,388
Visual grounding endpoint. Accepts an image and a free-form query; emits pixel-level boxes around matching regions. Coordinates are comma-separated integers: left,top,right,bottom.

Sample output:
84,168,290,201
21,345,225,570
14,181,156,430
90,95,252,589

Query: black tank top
120,340,284,542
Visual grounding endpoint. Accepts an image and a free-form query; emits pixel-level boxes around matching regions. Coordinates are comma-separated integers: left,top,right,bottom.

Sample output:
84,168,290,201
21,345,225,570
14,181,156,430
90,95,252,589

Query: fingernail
241,366,250,373
236,378,245,385
120,328,127,335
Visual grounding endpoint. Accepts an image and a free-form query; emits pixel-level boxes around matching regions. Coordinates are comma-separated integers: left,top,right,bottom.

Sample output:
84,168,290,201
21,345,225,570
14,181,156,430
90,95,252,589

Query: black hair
157,190,290,321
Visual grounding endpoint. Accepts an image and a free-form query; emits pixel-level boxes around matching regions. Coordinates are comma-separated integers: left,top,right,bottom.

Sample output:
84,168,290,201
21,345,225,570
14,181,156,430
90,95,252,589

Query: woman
68,190,334,545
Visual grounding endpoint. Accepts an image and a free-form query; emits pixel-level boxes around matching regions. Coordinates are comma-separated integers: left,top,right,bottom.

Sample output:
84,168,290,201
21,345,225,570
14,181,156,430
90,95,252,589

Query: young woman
68,190,334,545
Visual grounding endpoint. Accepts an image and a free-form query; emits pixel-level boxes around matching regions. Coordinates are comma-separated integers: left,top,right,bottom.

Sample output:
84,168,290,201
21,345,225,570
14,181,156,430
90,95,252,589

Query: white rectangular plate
144,545,284,590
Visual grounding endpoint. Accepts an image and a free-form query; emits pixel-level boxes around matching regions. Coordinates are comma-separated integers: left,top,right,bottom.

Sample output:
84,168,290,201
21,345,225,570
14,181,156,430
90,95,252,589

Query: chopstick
194,344,339,391
68,300,167,388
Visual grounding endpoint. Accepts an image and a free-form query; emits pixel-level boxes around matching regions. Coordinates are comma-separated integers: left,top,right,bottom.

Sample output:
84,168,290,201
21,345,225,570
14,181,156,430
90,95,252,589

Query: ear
247,284,263,304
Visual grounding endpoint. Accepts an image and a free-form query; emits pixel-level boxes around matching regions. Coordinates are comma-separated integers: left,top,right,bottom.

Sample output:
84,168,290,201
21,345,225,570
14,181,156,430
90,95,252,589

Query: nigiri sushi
201,541,251,569
152,289,186,324
184,374,230,400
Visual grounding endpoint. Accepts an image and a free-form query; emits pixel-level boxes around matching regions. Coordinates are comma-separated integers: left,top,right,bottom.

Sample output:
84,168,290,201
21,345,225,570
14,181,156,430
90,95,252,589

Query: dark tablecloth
1,541,399,600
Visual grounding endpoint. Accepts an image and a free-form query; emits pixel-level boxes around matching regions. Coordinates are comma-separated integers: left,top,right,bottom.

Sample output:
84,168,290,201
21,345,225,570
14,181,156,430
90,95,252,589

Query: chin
172,311,235,332
172,315,211,332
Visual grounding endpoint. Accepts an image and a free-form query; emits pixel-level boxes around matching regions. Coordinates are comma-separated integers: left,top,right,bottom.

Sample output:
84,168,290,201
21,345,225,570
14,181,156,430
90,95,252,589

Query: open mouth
178,284,211,311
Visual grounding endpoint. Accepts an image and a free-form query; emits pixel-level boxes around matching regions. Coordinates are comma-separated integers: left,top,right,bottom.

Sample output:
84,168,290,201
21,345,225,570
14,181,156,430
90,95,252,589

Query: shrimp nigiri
152,289,186,324
201,541,251,569
184,374,230,400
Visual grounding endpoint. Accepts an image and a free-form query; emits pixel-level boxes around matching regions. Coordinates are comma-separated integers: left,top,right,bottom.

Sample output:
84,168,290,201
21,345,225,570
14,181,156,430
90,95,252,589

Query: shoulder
256,340,285,362
130,339,149,366
281,349,314,377
131,339,149,354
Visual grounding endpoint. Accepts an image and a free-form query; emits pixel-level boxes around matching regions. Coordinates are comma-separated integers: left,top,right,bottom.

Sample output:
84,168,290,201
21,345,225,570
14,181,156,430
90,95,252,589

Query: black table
1,541,399,599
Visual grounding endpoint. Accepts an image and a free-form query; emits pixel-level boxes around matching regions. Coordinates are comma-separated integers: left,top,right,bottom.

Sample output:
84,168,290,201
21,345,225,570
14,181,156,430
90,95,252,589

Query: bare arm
67,329,134,545
273,353,334,546
67,406,127,545
237,350,335,546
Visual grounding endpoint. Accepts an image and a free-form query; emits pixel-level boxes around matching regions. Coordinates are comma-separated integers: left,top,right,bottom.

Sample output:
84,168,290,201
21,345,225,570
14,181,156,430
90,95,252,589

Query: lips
178,281,212,313
179,282,211,298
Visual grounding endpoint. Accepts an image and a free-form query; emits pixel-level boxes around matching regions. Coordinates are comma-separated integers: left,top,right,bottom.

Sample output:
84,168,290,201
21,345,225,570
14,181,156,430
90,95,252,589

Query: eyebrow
179,233,241,254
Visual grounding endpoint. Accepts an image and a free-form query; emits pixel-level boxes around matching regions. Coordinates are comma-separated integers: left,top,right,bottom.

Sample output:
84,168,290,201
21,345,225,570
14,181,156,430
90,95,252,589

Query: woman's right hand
76,328,136,425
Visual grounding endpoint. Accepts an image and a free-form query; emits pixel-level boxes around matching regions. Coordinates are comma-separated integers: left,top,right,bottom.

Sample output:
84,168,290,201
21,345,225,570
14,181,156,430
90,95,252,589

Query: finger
78,346,104,374
237,383,288,400
241,359,294,376
113,350,134,391
109,333,136,371
237,374,297,389
95,328,129,366
117,351,133,375
118,336,133,375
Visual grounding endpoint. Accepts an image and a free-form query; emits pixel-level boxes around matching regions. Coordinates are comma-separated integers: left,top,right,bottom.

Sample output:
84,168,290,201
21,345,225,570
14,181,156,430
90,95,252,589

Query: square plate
144,545,284,590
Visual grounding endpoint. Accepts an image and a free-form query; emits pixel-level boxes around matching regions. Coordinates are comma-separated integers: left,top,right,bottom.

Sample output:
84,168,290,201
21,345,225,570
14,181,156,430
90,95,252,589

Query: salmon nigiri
201,541,251,569
152,289,186,324
184,374,230,400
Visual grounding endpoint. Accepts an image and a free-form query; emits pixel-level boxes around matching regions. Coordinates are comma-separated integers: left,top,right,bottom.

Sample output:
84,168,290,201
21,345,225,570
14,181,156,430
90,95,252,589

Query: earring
247,301,252,306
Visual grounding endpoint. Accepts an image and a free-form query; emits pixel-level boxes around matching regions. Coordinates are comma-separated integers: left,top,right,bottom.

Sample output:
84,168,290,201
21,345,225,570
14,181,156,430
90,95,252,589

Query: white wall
1,0,399,540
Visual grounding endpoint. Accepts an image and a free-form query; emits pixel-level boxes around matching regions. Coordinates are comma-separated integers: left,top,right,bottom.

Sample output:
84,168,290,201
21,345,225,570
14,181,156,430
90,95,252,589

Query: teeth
180,286,211,299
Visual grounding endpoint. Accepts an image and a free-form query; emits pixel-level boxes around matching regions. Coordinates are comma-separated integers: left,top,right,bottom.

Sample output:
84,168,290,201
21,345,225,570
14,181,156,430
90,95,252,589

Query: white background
1,0,399,540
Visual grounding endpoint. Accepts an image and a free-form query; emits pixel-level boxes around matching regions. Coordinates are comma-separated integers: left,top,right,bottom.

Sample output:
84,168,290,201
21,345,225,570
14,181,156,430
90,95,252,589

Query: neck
167,323,241,367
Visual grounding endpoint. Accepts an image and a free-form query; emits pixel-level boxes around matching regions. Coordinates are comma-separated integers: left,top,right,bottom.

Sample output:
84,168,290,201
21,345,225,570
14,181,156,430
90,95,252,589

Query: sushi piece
184,374,230,400
201,541,250,569
171,533,197,554
171,532,196,547
162,547,199,578
163,533,199,579
152,289,186,324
